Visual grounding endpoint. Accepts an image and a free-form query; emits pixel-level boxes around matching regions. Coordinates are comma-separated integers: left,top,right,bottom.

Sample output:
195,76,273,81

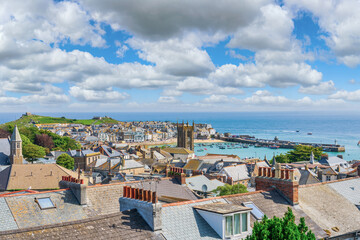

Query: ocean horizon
1,112,359,161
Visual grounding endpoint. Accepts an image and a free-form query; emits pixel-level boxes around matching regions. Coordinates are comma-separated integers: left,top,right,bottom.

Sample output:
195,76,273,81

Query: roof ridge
162,190,265,207
299,176,359,188
0,211,128,236
1,188,70,198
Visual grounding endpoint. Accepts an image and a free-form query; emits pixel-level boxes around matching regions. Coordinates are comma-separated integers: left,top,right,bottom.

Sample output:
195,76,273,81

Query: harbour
219,135,345,152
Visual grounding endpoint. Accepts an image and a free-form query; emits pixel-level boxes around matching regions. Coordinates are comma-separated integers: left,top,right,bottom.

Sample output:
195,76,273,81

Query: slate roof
299,169,320,185
225,190,327,239
0,198,18,231
185,175,224,192
0,138,10,165
0,166,11,190
220,164,250,181
163,147,194,154
113,159,144,170
328,178,360,207
130,178,198,201
0,210,157,240
183,159,203,171
161,199,227,239
319,156,348,167
5,190,87,229
299,183,360,236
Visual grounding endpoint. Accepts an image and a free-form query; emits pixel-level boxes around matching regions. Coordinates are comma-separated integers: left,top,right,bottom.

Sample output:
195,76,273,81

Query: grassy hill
1,114,119,128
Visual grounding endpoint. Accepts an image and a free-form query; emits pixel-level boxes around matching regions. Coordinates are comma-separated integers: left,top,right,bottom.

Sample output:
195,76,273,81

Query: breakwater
220,135,345,152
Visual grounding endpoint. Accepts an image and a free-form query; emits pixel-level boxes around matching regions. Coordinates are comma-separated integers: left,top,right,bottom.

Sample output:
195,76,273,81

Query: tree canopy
23,143,46,164
246,207,316,240
213,184,248,196
56,153,74,170
274,145,323,163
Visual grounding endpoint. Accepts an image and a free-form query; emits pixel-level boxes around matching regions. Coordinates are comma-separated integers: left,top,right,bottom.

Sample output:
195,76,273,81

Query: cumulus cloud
79,0,269,40
329,90,360,102
299,81,336,95
127,36,215,77
228,4,294,51
285,0,360,67
210,46,321,88
201,95,229,104
69,86,129,102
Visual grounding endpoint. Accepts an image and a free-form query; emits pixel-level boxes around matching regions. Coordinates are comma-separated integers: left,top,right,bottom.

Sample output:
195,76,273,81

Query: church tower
177,121,195,151
10,125,23,165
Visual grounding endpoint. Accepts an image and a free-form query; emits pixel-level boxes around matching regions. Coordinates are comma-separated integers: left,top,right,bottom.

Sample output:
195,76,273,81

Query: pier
220,135,345,152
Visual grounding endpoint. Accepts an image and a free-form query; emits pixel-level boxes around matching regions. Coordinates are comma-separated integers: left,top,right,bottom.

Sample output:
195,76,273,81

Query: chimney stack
255,164,299,205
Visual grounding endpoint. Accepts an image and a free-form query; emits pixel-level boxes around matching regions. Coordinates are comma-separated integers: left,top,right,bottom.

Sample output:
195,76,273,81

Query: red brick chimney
255,163,299,205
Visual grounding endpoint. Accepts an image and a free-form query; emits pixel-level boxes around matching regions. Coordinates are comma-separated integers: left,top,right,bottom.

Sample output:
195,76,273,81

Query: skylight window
243,202,264,220
35,197,55,210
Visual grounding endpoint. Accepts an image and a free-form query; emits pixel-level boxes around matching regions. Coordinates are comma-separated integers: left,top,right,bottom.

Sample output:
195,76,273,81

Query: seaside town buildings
0,118,360,239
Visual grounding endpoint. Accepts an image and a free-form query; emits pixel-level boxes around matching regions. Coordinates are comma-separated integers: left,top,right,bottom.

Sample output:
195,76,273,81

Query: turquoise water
1,112,359,160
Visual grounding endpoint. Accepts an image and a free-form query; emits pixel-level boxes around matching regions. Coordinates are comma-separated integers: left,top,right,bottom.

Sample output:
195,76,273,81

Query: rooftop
193,202,251,214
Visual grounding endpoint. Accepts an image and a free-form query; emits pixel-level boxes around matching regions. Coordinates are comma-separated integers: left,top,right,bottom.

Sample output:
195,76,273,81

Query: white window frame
224,212,249,238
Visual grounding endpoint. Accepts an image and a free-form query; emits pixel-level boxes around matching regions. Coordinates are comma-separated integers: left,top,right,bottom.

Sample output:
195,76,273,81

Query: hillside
0,114,119,128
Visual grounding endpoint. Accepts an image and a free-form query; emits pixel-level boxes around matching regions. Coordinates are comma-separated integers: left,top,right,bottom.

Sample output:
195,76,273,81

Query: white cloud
228,4,294,51
116,45,129,58
226,50,249,61
210,47,321,88
127,36,215,77
69,86,129,102
329,89,360,102
157,96,179,104
285,0,360,67
79,0,269,40
202,95,229,104
299,80,336,95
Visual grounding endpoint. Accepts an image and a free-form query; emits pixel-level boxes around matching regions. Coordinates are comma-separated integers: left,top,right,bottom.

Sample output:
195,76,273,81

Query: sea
1,112,359,161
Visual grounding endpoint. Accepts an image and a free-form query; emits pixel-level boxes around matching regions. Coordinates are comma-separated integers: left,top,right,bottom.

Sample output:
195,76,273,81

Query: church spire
10,125,23,165
11,125,22,142
272,153,276,167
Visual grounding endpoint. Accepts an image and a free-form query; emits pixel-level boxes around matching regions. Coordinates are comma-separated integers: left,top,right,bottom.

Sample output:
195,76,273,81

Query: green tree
20,134,31,146
274,145,323,163
274,153,290,163
246,208,316,240
213,184,248,196
23,144,46,164
287,145,323,163
56,153,74,170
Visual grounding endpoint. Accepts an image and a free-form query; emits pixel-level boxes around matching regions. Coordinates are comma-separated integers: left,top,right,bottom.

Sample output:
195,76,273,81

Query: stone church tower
10,125,23,165
177,121,195,151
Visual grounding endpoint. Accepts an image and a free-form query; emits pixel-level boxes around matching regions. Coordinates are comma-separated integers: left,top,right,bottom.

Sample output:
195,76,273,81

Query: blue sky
1,0,360,112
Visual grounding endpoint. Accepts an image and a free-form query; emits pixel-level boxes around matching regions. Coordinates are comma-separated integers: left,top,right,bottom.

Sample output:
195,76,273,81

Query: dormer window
225,212,248,236
243,202,264,220
194,202,251,239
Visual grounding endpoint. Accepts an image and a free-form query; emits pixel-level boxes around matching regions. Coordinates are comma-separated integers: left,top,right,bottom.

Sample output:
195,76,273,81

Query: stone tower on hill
10,125,23,164
177,121,194,151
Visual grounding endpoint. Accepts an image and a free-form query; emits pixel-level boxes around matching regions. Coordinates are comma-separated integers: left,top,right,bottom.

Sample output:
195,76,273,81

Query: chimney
59,176,87,205
317,169,323,182
255,164,299,205
357,166,360,177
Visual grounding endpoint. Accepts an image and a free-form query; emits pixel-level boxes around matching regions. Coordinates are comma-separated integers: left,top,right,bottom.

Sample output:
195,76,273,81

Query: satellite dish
202,184,208,192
